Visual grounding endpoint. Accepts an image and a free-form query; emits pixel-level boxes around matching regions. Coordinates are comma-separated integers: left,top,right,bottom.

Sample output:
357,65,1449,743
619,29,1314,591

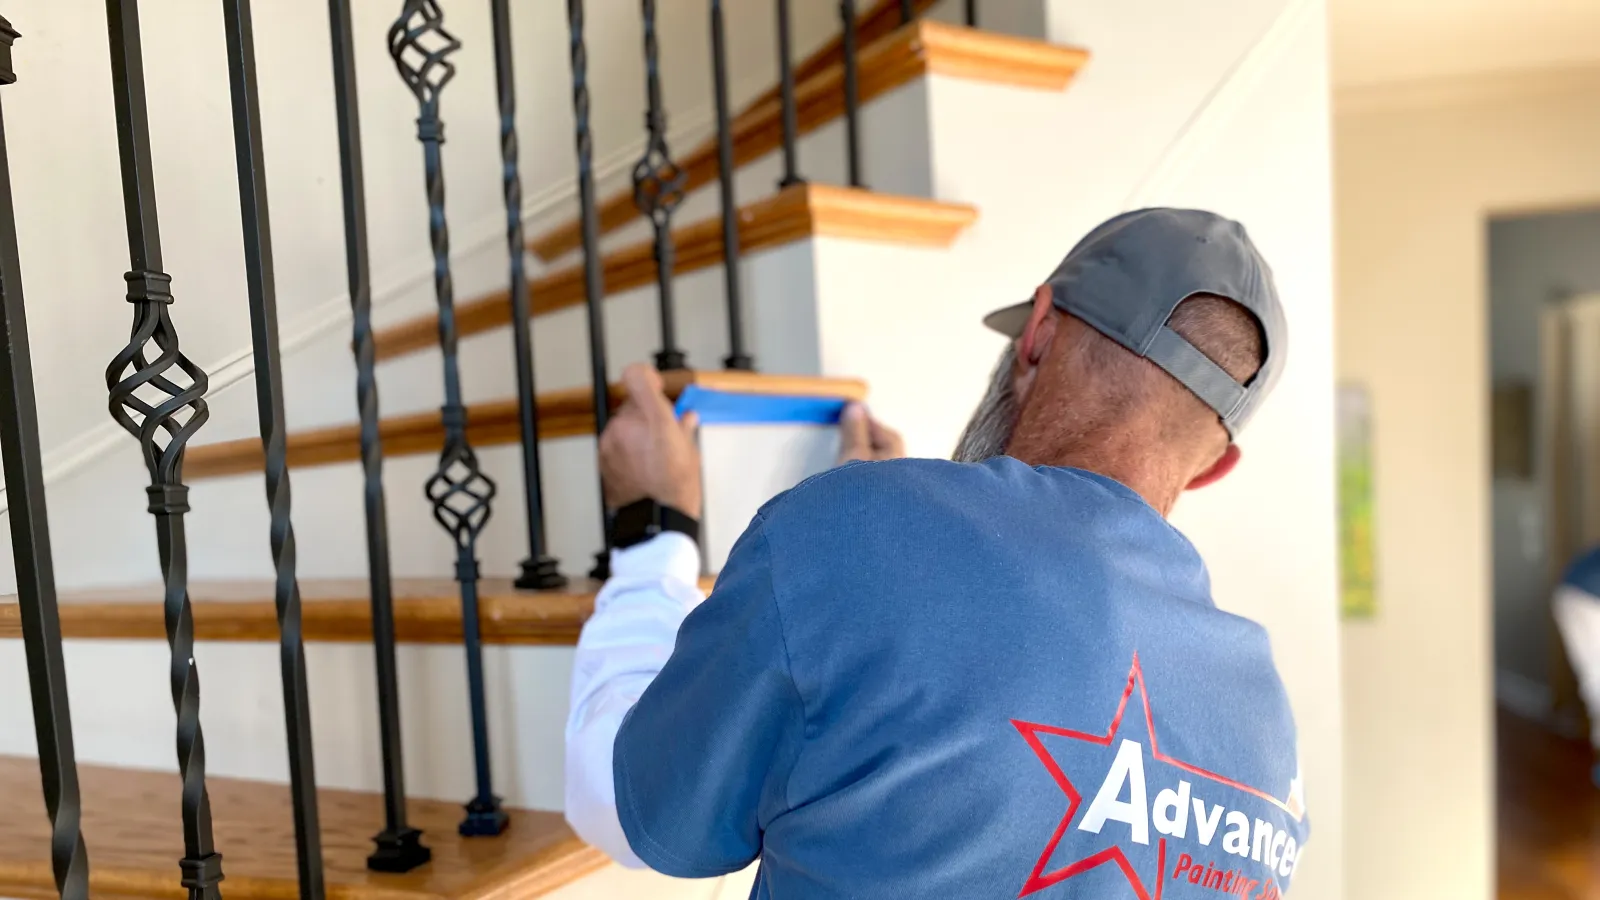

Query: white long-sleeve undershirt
564,531,706,868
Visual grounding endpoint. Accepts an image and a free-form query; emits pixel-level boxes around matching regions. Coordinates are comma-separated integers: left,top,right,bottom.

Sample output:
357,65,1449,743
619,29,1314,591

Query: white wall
1335,65,1600,900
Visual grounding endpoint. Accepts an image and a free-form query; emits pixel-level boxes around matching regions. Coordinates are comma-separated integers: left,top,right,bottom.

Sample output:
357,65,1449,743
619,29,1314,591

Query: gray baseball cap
983,208,1286,437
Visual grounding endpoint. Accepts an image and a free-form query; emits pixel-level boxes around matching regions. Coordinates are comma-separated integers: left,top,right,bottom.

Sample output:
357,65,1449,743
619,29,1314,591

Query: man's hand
837,402,905,465
599,364,703,519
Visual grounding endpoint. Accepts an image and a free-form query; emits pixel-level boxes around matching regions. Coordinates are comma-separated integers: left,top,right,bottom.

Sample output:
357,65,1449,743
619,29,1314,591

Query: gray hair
952,343,1021,463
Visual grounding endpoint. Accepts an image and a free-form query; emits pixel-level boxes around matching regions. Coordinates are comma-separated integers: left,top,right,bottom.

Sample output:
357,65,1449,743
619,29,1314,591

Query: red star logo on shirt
1010,653,1303,898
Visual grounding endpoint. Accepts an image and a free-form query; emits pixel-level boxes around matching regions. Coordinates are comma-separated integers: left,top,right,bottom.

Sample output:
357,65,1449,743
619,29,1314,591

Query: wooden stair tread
373,183,977,363
526,19,1086,262
182,369,866,480
0,576,729,646
0,755,609,900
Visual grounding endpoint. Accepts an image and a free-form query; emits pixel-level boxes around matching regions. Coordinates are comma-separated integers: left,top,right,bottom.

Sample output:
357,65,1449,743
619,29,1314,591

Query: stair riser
0,638,575,811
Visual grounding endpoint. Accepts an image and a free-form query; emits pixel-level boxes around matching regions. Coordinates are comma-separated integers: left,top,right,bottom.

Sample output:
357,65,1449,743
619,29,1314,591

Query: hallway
1500,710,1600,898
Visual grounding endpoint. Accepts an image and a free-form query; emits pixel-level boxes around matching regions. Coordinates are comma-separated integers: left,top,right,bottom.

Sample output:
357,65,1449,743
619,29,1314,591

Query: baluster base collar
589,549,610,582
654,349,688,372
459,796,510,837
723,352,755,372
368,825,432,872
515,555,569,591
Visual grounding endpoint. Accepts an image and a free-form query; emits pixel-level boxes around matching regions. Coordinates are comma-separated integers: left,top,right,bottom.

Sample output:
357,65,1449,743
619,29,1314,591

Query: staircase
0,1,1090,898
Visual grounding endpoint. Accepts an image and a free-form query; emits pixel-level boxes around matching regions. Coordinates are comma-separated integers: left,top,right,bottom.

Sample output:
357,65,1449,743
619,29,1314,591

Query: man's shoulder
762,457,1021,518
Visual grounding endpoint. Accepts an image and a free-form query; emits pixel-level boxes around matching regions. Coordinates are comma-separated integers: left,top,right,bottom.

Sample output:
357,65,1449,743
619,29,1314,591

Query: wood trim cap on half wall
526,18,1087,262
371,183,978,363
182,369,869,480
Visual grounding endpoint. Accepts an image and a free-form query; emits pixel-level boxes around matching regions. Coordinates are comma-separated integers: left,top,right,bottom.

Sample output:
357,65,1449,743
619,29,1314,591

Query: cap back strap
1145,326,1247,426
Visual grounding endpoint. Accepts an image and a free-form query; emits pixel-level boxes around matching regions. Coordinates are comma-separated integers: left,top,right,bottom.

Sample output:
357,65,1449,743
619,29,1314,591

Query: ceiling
1330,0,1600,87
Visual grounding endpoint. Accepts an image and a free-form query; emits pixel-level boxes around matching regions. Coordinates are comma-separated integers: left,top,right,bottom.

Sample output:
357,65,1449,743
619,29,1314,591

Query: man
566,208,1309,898
1553,545,1600,786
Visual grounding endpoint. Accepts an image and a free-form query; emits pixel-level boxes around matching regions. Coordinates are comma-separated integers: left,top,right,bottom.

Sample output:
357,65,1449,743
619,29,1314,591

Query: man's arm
562,364,901,871
609,511,802,877
564,531,703,867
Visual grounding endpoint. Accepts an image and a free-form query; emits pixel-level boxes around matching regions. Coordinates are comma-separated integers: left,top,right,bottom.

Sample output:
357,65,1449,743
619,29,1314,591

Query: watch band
610,498,700,550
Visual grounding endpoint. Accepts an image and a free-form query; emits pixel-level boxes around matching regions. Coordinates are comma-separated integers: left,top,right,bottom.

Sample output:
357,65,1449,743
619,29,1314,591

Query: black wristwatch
610,498,700,550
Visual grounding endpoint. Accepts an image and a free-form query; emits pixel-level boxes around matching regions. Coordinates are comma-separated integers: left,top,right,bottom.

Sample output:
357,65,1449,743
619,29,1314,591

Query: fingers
868,416,905,458
620,363,675,422
679,410,700,442
838,402,870,462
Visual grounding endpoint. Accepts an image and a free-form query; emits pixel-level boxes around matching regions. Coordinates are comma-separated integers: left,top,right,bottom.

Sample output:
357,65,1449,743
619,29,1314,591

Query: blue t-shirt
615,457,1309,898
1563,546,1600,598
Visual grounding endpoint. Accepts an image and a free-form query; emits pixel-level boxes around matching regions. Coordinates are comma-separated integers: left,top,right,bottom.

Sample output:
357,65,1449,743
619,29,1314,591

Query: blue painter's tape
674,385,848,425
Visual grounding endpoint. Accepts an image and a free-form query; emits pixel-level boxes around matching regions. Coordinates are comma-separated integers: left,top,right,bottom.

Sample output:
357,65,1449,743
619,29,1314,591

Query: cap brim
983,301,1032,338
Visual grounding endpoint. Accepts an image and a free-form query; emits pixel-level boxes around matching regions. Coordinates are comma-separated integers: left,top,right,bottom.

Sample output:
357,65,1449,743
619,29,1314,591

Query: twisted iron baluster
900,0,914,24
632,0,687,371
0,18,91,900
104,2,222,896
567,0,614,581
388,0,507,837
491,0,565,591
839,0,864,188
327,0,430,871
218,1,324,895
775,0,804,189
709,0,751,370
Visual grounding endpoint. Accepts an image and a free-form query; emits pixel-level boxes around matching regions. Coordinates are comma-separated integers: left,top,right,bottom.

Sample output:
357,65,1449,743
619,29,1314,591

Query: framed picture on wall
1338,382,1377,619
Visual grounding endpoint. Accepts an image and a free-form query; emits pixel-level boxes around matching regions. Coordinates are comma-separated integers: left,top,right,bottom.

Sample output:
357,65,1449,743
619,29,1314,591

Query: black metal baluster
0,19,91,900
709,0,751,371
839,0,863,188
218,2,324,895
633,0,688,371
899,0,914,24
566,0,614,582
775,0,804,189
103,3,223,897
491,0,566,592
327,0,430,872
388,0,507,837
964,0,977,27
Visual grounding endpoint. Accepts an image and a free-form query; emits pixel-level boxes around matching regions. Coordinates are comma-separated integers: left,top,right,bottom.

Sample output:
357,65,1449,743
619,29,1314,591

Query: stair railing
219,2,327,894
492,0,567,594
387,0,508,838
709,0,752,370
3,2,932,896
102,1,225,897
0,17,91,900
634,0,689,372
326,0,430,872
776,0,806,189
565,0,616,582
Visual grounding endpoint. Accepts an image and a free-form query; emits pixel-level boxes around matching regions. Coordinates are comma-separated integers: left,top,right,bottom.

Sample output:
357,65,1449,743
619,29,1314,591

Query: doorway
1488,207,1600,898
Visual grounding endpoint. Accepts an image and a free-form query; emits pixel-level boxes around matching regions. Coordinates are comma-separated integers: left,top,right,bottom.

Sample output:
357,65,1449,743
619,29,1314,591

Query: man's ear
1018,284,1056,365
1185,443,1241,491
1014,285,1058,401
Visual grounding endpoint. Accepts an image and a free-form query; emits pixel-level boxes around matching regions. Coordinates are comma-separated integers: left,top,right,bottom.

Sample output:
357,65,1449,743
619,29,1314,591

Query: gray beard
952,343,1021,463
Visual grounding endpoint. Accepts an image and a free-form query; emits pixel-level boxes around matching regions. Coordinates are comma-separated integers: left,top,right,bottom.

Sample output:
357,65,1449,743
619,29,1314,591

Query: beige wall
1336,66,1600,899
